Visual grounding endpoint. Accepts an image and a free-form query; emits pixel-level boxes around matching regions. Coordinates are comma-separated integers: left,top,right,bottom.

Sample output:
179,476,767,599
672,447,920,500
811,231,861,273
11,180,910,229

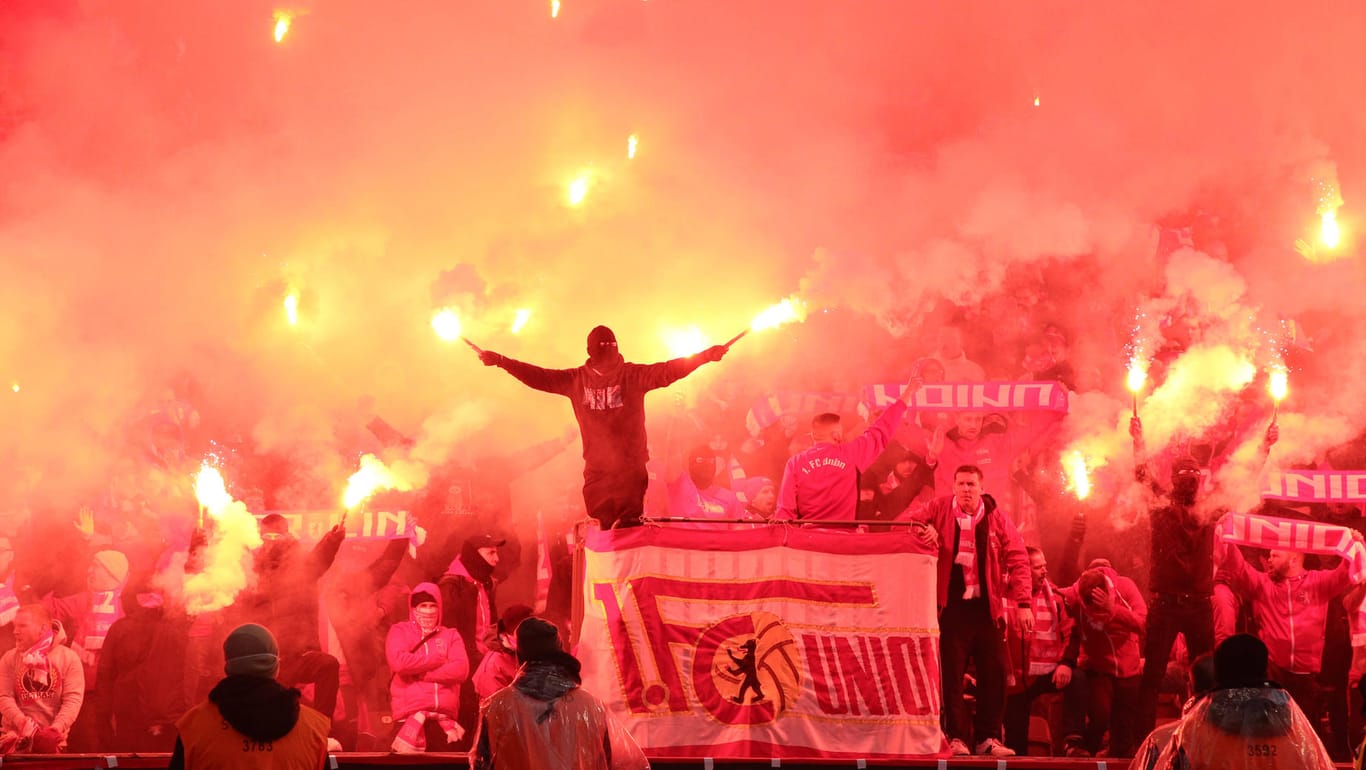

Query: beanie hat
92,550,130,586
410,590,437,607
515,617,562,664
497,604,535,635
223,623,280,679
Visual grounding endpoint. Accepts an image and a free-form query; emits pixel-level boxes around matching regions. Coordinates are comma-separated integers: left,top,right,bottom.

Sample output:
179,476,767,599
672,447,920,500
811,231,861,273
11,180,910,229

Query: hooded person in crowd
476,325,727,529
440,534,503,748
91,580,189,752
0,604,83,754
472,617,649,770
170,623,331,770
473,604,535,700
385,583,470,753
244,514,345,724
1158,634,1333,769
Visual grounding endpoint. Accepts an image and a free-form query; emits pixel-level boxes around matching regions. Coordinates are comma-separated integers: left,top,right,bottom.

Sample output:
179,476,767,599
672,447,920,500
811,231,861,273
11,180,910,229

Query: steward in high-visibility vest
169,623,330,770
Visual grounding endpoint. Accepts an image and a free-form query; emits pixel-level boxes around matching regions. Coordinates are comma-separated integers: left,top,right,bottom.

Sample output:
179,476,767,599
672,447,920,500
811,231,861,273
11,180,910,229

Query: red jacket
910,493,1030,622
384,582,470,721
1060,566,1147,678
1221,547,1352,674
777,400,907,521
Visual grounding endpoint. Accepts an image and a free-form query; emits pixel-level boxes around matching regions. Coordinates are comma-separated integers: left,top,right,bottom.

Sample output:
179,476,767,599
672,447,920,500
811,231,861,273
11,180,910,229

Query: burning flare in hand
194,463,232,515
1064,451,1092,500
273,10,293,43
343,454,414,510
432,308,462,342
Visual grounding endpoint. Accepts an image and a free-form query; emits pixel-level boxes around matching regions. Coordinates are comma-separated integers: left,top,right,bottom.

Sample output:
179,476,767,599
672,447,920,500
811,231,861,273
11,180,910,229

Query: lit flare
1064,451,1091,500
751,296,807,332
1320,209,1341,249
627,134,639,159
273,10,293,43
1269,366,1288,402
194,463,233,515
343,453,414,510
551,0,561,18
284,290,299,326
567,172,592,207
432,308,462,342
511,308,532,335
661,326,710,358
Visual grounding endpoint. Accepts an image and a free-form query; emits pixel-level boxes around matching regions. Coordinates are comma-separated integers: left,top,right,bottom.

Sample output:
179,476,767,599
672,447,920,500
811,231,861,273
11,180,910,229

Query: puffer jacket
384,582,470,721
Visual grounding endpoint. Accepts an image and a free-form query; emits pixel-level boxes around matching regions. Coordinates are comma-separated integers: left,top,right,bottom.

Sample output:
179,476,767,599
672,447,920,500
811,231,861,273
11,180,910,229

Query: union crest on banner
578,526,945,760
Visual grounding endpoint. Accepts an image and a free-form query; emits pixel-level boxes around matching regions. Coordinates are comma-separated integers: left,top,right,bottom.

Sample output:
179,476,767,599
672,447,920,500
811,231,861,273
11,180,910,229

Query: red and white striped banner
1261,470,1366,503
577,526,945,760
861,381,1069,412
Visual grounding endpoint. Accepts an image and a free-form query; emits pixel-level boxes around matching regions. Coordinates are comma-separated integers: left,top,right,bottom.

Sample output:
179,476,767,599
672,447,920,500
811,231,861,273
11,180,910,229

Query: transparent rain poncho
473,656,650,770
1154,685,1334,770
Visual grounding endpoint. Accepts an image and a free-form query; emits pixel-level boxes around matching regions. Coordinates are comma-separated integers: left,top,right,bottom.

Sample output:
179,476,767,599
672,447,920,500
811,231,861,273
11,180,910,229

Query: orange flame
283,290,299,326
1269,367,1288,403
1321,209,1342,249
1064,451,1091,500
194,463,233,515
1126,362,1147,393
551,0,561,18
751,296,807,332
343,454,413,510
567,172,592,207
511,308,532,335
431,308,462,342
627,134,639,159
273,10,293,43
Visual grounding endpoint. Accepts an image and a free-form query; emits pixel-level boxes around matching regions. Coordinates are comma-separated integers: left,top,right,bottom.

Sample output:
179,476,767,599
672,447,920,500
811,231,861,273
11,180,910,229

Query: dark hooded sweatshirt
439,540,498,666
491,350,713,473
169,676,331,770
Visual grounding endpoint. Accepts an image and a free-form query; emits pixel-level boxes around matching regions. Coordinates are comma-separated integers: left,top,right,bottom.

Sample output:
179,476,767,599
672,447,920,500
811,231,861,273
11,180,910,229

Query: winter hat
223,623,280,679
497,604,535,635
1214,633,1268,689
515,617,562,664
92,550,130,586
410,590,437,607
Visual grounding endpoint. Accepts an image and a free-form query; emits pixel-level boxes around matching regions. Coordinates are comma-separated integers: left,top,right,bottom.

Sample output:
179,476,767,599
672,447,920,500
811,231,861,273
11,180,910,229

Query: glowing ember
273,10,293,43
627,134,639,159
1033,95,1041,107
751,296,807,332
661,326,711,358
551,0,561,18
194,463,233,514
9,383,18,394
431,308,462,342
1064,451,1091,500
1126,362,1147,393
1269,366,1289,402
283,290,299,326
343,453,413,510
567,172,592,206
1320,209,1341,249
511,307,532,334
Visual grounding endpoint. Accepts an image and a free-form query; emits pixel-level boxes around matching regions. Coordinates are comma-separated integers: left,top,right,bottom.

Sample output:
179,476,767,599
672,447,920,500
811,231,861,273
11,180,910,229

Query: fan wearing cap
1130,415,1279,738
472,604,534,700
472,617,648,770
385,583,470,753
170,623,330,769
476,325,727,529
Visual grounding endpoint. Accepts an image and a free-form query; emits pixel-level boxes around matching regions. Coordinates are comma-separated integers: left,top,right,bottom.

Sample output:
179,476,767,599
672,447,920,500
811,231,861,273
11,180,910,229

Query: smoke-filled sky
4,0,1366,522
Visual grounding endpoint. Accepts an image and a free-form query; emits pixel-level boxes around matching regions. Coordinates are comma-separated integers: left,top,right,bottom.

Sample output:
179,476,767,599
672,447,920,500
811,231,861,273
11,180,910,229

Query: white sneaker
948,738,971,756
976,738,1016,757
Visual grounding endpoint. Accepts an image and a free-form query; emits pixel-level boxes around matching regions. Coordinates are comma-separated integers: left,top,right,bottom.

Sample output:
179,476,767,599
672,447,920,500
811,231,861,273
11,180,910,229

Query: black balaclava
1171,456,1202,505
587,325,618,366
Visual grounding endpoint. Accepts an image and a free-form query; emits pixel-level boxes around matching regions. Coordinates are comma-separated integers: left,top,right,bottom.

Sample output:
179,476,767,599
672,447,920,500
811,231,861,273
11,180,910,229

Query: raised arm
479,350,575,396
849,374,922,471
1130,416,1166,496
634,346,728,392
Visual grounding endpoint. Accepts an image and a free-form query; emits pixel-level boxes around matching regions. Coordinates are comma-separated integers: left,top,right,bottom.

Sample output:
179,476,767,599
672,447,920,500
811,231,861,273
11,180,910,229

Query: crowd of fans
3,295,1366,767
